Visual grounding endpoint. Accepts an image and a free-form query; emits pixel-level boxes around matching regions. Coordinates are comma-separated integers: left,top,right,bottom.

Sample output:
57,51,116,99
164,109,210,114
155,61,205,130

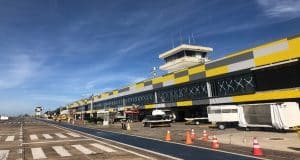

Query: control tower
35,106,42,118
159,44,213,73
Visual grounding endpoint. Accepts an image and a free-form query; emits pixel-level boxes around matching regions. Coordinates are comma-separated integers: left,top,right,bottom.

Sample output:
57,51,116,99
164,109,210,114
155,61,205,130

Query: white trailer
207,102,300,130
0,115,9,120
238,102,300,130
207,105,239,129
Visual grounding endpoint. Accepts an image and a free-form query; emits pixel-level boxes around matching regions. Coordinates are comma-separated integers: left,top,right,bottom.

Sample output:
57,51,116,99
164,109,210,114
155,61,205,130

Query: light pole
90,94,94,118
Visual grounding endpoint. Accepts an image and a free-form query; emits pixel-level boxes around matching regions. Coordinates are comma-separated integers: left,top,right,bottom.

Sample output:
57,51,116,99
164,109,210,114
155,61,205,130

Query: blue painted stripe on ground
43,120,258,160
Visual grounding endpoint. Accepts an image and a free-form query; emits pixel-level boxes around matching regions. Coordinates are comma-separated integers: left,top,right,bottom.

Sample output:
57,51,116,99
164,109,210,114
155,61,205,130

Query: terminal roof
159,44,213,59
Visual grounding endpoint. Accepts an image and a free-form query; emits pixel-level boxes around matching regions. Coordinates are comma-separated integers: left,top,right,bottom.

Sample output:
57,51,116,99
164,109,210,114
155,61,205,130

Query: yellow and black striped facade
69,35,300,114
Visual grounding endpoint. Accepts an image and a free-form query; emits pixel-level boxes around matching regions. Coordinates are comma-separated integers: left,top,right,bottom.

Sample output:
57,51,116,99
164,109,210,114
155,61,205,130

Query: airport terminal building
66,34,300,121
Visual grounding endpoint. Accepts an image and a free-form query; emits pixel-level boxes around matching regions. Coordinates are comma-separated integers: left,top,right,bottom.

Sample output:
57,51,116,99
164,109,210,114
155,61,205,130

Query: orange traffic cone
202,130,208,141
211,135,219,149
165,130,172,141
252,137,263,156
191,129,196,140
185,130,193,144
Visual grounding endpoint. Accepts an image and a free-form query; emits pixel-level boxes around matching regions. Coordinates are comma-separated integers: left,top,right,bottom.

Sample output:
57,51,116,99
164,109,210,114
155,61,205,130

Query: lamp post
90,94,94,118
81,104,84,121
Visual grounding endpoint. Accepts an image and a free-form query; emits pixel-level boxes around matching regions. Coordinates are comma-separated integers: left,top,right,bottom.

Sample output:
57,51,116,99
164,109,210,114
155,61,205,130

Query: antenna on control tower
151,67,157,78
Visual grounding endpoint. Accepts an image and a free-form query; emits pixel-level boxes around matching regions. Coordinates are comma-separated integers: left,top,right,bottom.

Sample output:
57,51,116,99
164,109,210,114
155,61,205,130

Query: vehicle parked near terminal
207,105,239,129
97,110,113,125
0,115,9,120
142,109,172,128
208,102,300,130
54,110,70,122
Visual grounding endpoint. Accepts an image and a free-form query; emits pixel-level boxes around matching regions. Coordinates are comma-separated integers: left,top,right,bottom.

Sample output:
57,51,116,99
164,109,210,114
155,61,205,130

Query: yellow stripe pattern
176,101,193,106
233,89,300,102
205,66,228,77
144,104,155,109
69,35,300,110
175,76,189,84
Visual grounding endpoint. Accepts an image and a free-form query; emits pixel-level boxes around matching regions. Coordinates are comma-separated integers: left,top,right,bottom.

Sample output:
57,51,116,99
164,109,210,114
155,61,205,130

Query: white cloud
117,34,164,55
97,87,115,93
193,0,300,39
0,54,42,89
257,0,300,18
194,23,260,39
118,42,140,54
84,73,146,94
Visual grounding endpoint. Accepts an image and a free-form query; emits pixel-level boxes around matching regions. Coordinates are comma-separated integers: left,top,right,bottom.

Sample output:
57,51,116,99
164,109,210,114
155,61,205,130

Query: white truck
0,115,9,120
207,102,300,130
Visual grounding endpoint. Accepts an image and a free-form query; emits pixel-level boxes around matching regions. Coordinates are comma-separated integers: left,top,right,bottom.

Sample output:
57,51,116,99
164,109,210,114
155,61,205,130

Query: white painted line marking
42,134,53,139
90,143,116,152
0,150,9,160
55,133,67,138
31,147,47,159
52,146,71,157
30,134,39,140
52,125,160,160
71,145,96,155
5,136,15,141
66,132,80,138
22,138,92,145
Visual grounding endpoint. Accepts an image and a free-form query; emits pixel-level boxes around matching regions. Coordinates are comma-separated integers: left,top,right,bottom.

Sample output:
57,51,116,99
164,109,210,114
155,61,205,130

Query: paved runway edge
41,120,262,160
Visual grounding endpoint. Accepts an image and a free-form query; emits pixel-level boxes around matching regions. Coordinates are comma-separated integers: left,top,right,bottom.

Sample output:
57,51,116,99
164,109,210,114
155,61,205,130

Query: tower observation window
164,51,205,62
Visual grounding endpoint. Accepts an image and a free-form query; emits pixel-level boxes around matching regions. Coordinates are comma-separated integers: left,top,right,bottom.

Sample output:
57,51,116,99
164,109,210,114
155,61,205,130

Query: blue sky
0,0,300,115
